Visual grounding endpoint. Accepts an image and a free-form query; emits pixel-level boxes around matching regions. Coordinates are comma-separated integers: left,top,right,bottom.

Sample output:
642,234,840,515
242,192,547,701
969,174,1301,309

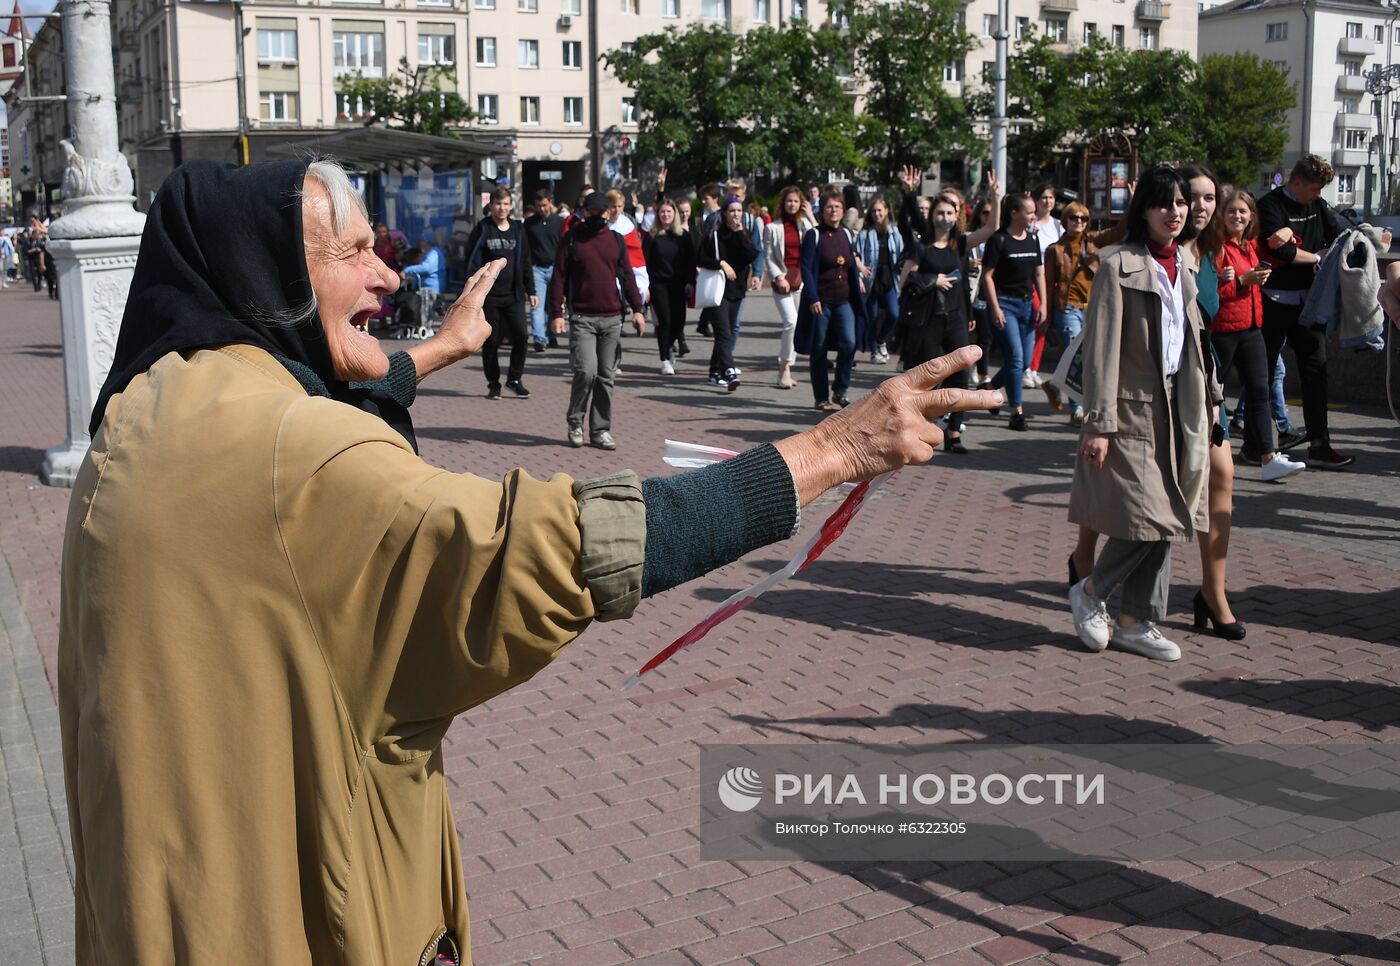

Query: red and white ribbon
621,440,892,689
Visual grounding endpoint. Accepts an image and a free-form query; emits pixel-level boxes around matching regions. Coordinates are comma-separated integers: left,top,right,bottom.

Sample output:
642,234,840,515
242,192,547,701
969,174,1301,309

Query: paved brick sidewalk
2,285,1399,964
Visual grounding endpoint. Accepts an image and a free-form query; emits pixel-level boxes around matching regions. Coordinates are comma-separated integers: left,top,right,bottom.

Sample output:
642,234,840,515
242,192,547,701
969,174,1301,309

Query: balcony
1336,111,1374,129
1332,147,1370,168
1135,1,1168,21
1337,74,1368,95
1042,0,1077,10
1338,35,1378,57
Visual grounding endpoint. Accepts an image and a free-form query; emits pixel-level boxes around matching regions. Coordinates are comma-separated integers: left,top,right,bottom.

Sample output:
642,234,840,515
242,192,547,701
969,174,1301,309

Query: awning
266,125,515,172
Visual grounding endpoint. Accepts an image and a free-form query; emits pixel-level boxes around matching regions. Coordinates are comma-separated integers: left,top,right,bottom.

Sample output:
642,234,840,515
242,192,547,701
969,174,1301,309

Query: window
701,0,726,17
621,0,639,12
561,0,581,12
829,3,849,28
476,36,496,66
519,0,537,9
418,33,454,65
791,0,805,19
332,30,384,76
1273,60,1288,72
257,28,297,62
1342,97,1359,113
518,38,539,68
258,91,298,121
1376,24,1385,42
982,13,995,35
1044,17,1067,42
1344,59,1361,76
620,41,635,54
563,96,583,124
520,95,540,123
942,59,963,82
1342,129,1366,150
1083,21,1097,43
1337,173,1356,199
474,0,494,7
621,96,637,123
1015,16,1029,40
418,0,451,6
664,0,679,16
477,93,499,123
753,0,769,22
1139,26,1158,49
1266,22,1287,41
562,40,582,67
621,154,636,179
335,92,373,119
1345,21,1361,39
982,60,995,81
1394,25,1400,44
2,45,14,69
1111,24,1125,46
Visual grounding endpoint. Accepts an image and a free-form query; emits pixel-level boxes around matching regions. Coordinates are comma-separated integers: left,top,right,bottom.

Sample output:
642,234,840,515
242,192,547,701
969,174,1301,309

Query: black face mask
90,160,415,448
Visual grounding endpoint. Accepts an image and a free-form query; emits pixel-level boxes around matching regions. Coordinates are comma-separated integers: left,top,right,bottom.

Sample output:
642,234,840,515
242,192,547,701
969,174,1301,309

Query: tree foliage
336,58,473,138
1194,53,1295,187
848,0,978,184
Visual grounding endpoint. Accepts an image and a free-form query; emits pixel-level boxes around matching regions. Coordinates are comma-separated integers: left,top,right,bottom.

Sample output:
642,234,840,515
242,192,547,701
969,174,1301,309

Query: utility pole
233,0,249,165
991,0,1008,187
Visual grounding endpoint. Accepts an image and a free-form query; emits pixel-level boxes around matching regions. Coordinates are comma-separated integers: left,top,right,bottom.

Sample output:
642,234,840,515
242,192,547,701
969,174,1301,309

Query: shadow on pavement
1182,677,1400,731
0,446,46,475
732,703,1400,962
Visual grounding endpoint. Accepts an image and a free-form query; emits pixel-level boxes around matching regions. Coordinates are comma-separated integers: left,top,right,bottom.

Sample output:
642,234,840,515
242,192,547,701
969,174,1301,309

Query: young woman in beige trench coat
1067,165,1221,662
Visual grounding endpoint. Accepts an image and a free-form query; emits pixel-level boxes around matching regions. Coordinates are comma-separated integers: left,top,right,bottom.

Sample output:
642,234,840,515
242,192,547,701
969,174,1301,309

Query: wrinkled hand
1081,434,1109,470
551,316,567,335
774,346,1005,504
436,260,504,357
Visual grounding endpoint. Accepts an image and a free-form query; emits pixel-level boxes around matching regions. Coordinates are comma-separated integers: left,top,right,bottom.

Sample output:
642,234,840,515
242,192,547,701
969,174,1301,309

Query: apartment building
3,14,65,219
1200,0,1398,210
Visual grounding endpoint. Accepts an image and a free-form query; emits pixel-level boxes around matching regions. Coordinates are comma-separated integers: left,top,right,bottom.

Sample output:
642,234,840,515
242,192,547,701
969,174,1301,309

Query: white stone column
41,0,147,487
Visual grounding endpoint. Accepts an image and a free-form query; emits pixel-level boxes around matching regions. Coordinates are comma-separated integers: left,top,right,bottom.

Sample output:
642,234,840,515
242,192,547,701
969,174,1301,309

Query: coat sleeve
1079,254,1126,436
763,223,785,281
274,401,643,740
800,229,820,296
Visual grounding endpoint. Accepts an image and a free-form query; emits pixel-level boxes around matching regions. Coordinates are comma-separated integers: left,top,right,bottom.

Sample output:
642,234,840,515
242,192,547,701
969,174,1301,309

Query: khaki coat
59,344,641,965
1068,244,1217,543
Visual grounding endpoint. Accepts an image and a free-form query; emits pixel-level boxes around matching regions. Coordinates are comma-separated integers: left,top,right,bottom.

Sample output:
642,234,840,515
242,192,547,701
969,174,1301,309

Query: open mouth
351,310,374,333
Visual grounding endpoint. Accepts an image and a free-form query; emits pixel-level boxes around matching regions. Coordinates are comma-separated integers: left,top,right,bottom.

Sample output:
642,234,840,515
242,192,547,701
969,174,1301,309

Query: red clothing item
1148,239,1179,286
621,225,646,269
782,218,801,280
1212,237,1264,333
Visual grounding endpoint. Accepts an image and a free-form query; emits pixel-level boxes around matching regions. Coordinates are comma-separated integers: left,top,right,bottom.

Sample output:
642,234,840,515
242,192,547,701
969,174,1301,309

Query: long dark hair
1124,165,1193,246
1179,162,1223,256
999,192,1032,233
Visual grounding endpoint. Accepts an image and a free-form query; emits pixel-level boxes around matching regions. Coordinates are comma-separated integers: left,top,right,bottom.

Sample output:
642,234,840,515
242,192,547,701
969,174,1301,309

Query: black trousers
651,280,687,361
971,304,993,378
1261,298,1328,445
905,311,971,431
483,299,529,388
709,296,741,377
1211,326,1274,455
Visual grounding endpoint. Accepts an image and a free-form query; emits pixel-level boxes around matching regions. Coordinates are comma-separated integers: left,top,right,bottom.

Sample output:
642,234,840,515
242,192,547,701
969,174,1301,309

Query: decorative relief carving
87,273,129,399
61,139,136,204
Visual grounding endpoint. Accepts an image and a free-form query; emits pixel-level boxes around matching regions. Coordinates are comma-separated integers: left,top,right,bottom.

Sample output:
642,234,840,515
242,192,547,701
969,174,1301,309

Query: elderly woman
1067,165,1219,663
59,159,1002,964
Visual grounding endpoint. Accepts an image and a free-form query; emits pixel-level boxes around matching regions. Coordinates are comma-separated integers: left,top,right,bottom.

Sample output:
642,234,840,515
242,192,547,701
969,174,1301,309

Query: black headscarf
91,159,417,449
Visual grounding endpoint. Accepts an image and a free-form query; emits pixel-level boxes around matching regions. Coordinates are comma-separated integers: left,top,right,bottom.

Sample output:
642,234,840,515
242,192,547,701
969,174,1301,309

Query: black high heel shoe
1193,590,1246,641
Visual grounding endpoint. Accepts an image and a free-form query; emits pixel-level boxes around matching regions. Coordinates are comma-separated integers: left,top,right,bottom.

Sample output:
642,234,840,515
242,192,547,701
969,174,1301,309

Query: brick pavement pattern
2,285,1399,964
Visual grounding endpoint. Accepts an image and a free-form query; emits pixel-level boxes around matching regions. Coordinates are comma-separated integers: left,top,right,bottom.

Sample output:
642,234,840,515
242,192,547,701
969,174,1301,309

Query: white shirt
1034,216,1063,259
1151,251,1187,377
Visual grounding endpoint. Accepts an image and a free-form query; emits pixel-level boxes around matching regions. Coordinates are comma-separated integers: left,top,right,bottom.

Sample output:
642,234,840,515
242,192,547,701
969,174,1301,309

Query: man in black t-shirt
465,187,537,399
523,189,565,351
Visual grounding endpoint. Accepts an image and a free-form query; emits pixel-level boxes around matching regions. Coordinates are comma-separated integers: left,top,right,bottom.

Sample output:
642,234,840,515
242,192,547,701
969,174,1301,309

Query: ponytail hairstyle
999,192,1032,232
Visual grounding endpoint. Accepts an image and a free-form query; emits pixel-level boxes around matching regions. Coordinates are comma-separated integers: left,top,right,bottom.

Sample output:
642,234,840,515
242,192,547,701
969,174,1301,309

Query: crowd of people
3,216,60,298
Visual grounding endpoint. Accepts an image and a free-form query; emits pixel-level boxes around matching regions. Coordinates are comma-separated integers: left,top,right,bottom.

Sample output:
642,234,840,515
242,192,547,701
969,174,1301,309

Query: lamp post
40,0,146,487
991,0,1008,187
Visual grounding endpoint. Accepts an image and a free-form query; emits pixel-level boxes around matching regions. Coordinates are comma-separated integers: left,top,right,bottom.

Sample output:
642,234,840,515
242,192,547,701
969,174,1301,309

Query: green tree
335,58,473,138
1193,53,1295,187
734,24,860,185
847,0,979,184
966,31,1084,184
603,25,760,191
1082,45,1203,165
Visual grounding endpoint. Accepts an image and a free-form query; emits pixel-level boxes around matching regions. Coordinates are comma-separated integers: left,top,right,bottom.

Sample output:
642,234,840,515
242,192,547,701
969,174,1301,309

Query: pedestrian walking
981,193,1047,431
1256,154,1353,468
696,195,758,391
856,197,903,365
547,191,647,449
798,189,867,411
464,187,536,399
523,189,566,351
721,177,767,358
646,197,695,375
1025,182,1062,388
1067,165,1219,663
0,232,13,288
763,185,815,389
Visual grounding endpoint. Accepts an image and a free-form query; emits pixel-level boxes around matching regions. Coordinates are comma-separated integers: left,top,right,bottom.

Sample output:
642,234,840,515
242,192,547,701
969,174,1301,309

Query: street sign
540,170,563,181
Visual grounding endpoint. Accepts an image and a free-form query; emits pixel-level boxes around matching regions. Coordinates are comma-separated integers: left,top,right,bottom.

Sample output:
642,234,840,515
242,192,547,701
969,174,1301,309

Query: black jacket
697,225,758,300
646,229,696,286
464,219,535,301
1256,187,1348,292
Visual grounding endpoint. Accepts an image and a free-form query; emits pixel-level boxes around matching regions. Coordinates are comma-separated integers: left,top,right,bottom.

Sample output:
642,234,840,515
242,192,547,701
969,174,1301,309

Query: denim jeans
991,295,1036,409
865,287,901,350
1052,306,1083,348
530,265,553,343
809,301,857,404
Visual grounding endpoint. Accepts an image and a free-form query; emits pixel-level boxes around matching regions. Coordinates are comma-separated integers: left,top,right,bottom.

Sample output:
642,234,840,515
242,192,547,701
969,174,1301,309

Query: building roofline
1203,0,1397,19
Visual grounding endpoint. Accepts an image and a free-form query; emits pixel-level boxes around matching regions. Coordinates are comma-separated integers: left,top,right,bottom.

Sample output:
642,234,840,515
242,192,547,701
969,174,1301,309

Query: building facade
1200,0,1399,211
3,14,65,220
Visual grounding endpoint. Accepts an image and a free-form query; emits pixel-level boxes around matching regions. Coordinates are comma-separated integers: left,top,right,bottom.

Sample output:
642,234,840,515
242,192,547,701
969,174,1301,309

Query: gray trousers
567,314,622,434
1091,538,1172,623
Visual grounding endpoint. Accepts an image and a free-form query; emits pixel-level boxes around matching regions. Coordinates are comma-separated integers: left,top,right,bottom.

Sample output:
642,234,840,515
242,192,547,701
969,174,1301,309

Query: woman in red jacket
1210,189,1305,484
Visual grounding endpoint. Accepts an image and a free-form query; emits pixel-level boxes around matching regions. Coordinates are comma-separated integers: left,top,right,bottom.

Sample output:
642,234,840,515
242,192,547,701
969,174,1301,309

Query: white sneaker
1070,406,1085,427
1260,452,1305,483
875,346,890,364
1109,621,1181,661
1021,370,1036,389
660,359,675,375
1068,579,1111,653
